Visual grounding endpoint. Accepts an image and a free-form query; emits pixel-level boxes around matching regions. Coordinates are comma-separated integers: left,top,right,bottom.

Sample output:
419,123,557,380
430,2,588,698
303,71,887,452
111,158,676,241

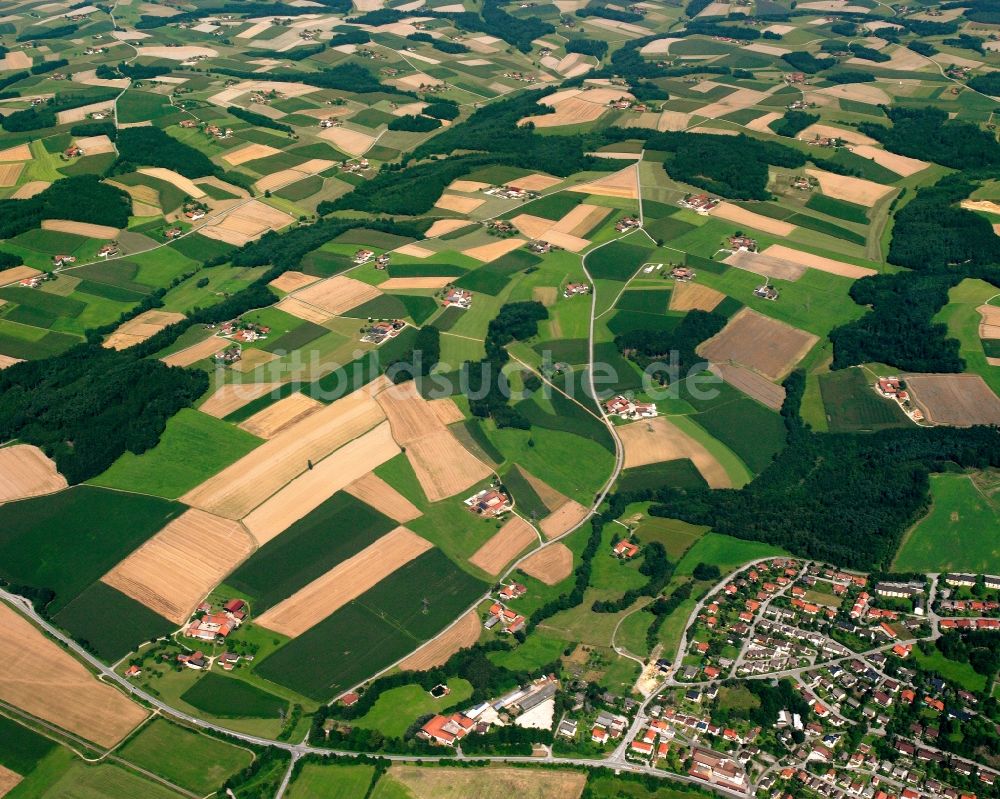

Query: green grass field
0,713,57,775
675,533,790,576
21,760,190,799
0,486,184,613
89,409,262,499
352,678,473,738
617,460,708,493
227,492,398,612
287,763,377,799
893,474,1000,573
585,240,655,281
629,514,710,561
118,719,254,794
180,672,290,719
911,646,987,693
818,367,911,433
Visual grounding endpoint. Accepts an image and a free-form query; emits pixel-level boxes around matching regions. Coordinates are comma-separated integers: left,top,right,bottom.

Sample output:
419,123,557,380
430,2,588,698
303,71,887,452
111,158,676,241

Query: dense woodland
615,309,726,383
0,176,130,240
115,127,216,178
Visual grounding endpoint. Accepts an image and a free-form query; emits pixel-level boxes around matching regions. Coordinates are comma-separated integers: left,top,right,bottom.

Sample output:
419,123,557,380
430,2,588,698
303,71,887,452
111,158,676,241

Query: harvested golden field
426,218,474,238
137,167,206,198
103,309,186,350
0,163,24,187
657,110,691,131
376,382,492,500
553,203,611,237
805,167,894,206
978,304,1000,339
102,509,255,624
435,194,485,214
344,471,422,523
135,45,217,60
56,101,113,125
669,281,724,311
229,348,278,373
519,543,574,585
619,416,731,488
567,165,639,199
516,466,570,511
291,274,383,316
399,610,480,671
318,125,376,157
462,238,528,263
11,181,50,199
221,143,282,166
429,397,465,425
448,180,490,193
851,144,928,177
533,286,558,306
510,173,561,191
243,421,400,543
522,95,607,128
724,250,805,282
540,230,590,252
469,516,538,575
0,354,23,369
41,219,120,239
698,308,818,382
0,445,67,502
903,373,1000,427
257,526,433,637
539,500,590,540
182,380,387,521
813,84,892,105
238,392,323,438
199,382,282,418
0,143,32,161
0,602,148,748
269,271,320,294
710,363,785,411
160,335,227,367
710,202,796,236
275,296,335,324
760,245,876,280
511,214,554,240
384,766,585,799
0,265,41,286
0,764,21,798
200,200,294,246
74,134,116,155
395,243,435,258
378,276,454,290
694,87,770,119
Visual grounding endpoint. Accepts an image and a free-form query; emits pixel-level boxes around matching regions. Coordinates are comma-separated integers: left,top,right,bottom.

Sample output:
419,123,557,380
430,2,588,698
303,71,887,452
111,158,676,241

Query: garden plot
669,281,724,311
103,309,186,350
760,245,876,279
0,602,148,748
698,308,819,382
619,416,731,487
137,167,206,199
345,472,422,523
709,363,786,411
0,445,66,503
182,379,388,522
41,219,120,239
256,525,433,637
850,145,929,177
242,421,401,542
375,381,492,501
539,499,590,540
399,610,480,671
239,392,323,438
287,275,382,316
101,509,254,624
469,516,537,575
269,270,320,293
567,164,639,199
902,373,1000,427
805,168,894,205
710,202,796,236
199,200,294,246
519,543,573,585
160,335,228,367
199,382,283,418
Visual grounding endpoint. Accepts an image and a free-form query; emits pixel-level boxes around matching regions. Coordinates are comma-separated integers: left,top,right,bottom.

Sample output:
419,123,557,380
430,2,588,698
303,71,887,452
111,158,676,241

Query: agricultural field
0,0,999,783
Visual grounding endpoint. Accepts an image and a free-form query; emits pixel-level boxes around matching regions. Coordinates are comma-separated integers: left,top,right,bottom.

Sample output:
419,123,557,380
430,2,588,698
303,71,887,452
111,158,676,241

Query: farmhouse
464,487,512,517
124,665,141,678
614,540,640,559
679,194,720,214
97,242,120,258
564,282,591,297
443,288,473,309
876,377,908,399
177,651,209,670
615,216,640,232
353,249,374,264
419,713,475,745
499,582,527,600
362,319,405,345
375,253,390,270
753,283,779,301
52,255,76,267
729,235,757,252
670,266,695,282
604,395,656,420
